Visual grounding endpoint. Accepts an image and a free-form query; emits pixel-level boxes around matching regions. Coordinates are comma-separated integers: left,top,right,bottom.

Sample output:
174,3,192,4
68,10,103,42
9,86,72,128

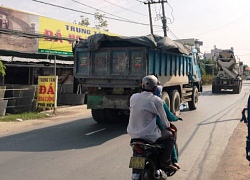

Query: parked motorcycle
129,123,178,180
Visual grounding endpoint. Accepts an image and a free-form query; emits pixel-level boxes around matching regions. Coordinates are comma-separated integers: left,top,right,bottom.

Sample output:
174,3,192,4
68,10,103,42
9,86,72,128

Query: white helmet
142,75,158,91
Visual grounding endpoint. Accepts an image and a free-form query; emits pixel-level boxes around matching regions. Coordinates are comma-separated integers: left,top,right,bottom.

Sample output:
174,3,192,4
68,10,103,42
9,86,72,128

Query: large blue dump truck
73,34,202,123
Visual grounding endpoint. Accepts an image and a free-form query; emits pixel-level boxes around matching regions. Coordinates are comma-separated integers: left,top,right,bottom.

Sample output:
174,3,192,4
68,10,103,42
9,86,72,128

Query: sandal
173,162,180,169
160,163,178,171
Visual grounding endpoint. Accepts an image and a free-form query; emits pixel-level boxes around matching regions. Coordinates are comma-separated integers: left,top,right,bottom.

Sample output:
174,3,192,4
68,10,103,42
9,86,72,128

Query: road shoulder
0,105,87,135
211,122,250,180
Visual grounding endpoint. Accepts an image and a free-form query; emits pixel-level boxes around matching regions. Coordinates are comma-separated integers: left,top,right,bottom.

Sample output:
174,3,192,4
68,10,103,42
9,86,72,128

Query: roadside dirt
0,105,86,135
211,122,250,180
0,105,250,179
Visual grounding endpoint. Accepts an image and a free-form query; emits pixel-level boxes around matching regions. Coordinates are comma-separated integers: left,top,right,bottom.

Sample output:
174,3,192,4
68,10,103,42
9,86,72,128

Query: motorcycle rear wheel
141,162,155,180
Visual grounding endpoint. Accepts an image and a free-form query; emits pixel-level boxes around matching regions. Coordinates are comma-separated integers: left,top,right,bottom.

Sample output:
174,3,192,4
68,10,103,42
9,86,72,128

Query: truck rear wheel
92,109,106,123
162,92,170,108
105,109,129,122
233,86,240,94
92,109,128,123
212,86,220,93
170,90,180,116
188,86,198,110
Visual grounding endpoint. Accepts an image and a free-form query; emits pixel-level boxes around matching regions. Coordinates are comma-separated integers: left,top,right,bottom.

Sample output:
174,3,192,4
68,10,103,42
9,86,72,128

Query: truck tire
233,86,240,94
162,92,170,108
92,109,128,123
170,90,180,116
212,86,220,93
188,86,198,110
92,109,106,123
105,109,128,122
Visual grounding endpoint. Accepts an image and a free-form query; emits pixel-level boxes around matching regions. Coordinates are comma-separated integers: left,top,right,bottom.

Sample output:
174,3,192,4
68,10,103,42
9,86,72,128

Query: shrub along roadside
202,74,213,85
0,112,49,122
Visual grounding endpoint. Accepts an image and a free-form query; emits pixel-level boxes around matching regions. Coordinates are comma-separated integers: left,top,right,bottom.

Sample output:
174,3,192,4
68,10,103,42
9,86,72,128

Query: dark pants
156,129,175,166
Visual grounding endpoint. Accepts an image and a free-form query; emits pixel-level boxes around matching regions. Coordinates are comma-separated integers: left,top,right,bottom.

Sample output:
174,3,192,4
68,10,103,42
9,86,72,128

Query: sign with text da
37,76,58,109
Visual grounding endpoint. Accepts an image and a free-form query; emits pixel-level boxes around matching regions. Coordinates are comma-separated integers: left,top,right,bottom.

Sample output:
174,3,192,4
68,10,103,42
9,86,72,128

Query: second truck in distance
212,49,242,94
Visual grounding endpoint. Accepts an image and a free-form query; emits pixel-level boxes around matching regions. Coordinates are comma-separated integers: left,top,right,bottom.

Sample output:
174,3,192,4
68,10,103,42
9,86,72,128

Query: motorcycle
129,123,178,180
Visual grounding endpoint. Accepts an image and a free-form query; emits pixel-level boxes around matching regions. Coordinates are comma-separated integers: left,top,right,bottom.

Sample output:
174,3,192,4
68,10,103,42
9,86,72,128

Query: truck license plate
129,157,146,169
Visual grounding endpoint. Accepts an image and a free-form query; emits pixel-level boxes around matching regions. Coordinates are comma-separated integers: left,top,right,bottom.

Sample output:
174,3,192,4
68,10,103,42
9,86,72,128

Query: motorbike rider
155,85,182,169
127,75,175,171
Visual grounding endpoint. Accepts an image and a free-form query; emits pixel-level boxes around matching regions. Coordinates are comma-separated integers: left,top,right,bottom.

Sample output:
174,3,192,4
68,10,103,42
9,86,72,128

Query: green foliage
199,58,214,84
75,13,109,31
202,74,213,85
0,112,49,122
94,12,109,31
199,59,206,75
204,58,215,75
78,15,90,27
0,60,6,77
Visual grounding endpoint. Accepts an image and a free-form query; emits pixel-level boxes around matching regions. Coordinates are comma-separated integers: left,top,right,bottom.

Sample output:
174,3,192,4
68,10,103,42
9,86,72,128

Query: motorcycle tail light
133,144,144,154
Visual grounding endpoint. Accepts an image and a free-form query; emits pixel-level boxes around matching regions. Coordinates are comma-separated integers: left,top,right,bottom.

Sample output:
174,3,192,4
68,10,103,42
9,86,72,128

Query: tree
74,13,109,31
78,15,90,27
243,64,250,76
204,58,215,75
94,12,109,31
199,59,206,75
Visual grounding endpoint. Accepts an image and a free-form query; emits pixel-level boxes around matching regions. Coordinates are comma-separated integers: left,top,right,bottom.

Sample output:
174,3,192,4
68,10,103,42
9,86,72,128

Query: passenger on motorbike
127,75,175,171
155,85,182,170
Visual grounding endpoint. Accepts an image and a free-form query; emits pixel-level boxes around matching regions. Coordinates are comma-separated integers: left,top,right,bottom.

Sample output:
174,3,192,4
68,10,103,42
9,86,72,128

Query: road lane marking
85,128,106,135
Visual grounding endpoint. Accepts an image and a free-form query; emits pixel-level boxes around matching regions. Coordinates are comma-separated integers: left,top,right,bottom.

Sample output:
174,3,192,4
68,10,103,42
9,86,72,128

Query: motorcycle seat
130,138,163,150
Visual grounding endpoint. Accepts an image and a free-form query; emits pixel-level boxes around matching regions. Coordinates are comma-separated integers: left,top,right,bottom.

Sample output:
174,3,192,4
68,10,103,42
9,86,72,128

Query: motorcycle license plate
129,157,146,169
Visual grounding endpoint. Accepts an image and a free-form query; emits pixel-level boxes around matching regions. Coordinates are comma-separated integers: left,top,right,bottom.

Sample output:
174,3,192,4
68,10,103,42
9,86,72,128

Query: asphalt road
0,82,249,180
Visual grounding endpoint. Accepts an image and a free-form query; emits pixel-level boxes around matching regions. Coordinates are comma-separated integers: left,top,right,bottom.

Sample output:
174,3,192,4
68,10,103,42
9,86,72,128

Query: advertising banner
37,76,58,109
38,16,116,56
0,6,117,57
0,6,39,53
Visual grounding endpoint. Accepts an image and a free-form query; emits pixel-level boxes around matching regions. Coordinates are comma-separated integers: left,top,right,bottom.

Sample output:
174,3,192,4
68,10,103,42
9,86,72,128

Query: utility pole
161,1,167,37
147,2,154,35
144,0,168,37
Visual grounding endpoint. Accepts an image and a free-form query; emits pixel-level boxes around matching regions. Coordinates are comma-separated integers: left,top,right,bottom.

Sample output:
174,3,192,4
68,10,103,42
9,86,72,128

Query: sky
1,0,250,66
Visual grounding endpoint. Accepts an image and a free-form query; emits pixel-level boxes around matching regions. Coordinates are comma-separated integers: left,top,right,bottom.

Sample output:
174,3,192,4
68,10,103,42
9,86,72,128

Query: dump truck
212,49,242,94
73,34,202,123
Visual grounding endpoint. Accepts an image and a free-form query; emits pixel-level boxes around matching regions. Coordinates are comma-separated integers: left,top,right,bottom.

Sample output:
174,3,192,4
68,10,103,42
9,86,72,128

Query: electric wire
103,0,147,17
72,0,132,22
135,0,145,3
0,28,75,41
5,0,183,48
195,12,250,36
32,0,161,27
166,1,174,24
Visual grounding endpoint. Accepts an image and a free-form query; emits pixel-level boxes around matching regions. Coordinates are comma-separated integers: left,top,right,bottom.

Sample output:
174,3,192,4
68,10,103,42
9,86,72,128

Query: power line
168,29,179,40
166,1,174,24
31,0,178,38
144,0,168,36
103,0,147,17
32,0,157,27
195,12,250,36
72,0,131,22
0,27,75,41
135,0,145,3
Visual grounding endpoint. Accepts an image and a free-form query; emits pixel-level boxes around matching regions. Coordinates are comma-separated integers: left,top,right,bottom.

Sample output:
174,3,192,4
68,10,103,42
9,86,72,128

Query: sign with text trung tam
37,76,58,109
